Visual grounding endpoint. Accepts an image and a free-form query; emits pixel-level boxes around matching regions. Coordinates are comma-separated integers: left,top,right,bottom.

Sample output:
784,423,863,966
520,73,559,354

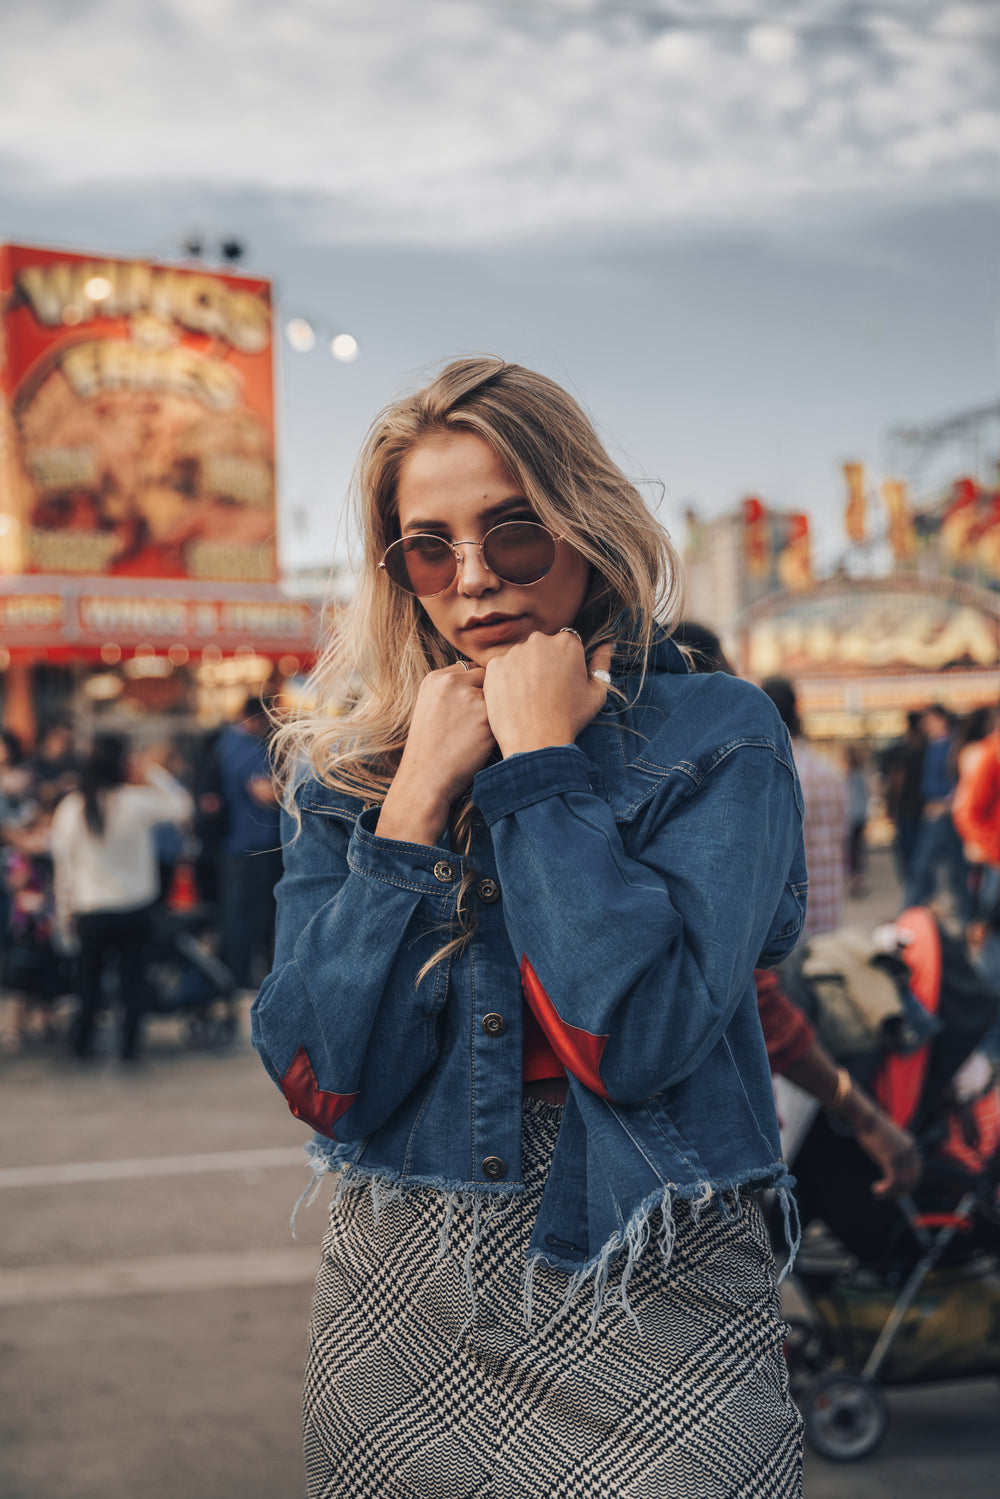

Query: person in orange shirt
952,708,1000,900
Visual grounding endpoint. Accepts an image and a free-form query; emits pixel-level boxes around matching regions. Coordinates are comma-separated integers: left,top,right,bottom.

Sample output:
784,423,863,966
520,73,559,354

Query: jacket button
481,1013,506,1037
477,877,500,903
481,1156,506,1180
432,860,455,883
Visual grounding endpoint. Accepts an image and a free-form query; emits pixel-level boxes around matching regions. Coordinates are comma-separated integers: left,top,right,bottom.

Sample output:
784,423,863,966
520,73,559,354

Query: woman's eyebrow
401,496,531,533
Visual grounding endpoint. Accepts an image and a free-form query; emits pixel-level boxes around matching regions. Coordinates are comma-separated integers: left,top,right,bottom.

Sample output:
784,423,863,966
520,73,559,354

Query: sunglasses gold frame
379,519,562,598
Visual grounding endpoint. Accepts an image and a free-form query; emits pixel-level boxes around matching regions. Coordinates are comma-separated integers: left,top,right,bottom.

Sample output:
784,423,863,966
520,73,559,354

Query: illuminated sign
747,584,1000,678
0,243,277,583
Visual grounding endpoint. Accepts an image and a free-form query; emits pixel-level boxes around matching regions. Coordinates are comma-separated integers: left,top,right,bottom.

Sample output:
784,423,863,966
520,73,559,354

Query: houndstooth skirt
302,1098,803,1499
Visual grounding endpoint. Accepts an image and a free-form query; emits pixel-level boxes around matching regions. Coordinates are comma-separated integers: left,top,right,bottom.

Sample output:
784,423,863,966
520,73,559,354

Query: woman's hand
483,634,612,758
377,663,495,846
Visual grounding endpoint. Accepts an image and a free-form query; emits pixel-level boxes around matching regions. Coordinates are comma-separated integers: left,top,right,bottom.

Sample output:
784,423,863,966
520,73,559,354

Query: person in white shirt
50,734,192,1061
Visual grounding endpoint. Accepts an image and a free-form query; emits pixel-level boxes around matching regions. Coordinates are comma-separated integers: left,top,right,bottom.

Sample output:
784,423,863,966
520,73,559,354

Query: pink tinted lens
482,522,555,584
383,535,457,595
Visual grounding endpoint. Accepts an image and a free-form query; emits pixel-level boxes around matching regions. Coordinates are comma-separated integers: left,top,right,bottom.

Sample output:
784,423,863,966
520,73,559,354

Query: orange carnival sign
0,243,277,583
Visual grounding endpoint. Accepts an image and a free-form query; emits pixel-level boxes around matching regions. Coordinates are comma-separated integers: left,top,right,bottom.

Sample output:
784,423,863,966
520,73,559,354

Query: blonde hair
276,356,682,786
273,357,683,965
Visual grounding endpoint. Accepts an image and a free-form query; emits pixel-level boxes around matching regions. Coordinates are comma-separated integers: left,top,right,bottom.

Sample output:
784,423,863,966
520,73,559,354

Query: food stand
0,243,317,740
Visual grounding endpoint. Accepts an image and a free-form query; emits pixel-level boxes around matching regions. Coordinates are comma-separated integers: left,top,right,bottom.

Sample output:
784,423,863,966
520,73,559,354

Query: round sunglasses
379,519,562,598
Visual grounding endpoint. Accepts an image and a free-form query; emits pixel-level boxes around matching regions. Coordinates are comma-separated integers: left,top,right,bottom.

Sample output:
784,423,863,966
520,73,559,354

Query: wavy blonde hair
275,355,683,789
273,358,683,963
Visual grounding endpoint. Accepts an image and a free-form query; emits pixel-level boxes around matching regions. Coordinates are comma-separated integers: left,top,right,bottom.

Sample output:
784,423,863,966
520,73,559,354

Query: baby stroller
1,843,70,1046
779,906,1000,1460
139,900,240,1049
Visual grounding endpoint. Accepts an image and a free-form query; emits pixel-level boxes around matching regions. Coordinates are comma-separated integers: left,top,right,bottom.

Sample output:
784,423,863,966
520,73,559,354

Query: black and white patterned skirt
303,1098,803,1498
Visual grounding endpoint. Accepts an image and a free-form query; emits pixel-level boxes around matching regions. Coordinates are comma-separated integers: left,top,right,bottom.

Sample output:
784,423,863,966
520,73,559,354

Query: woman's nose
455,542,499,596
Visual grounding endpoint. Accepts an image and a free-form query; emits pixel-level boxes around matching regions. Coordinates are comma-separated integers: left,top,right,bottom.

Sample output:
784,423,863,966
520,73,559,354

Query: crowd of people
720,681,1000,987
882,704,1000,930
5,679,997,1073
0,695,282,1061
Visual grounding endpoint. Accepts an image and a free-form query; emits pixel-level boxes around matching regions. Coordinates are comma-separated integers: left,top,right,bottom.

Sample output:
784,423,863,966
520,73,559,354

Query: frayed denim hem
291,1143,799,1342
523,1166,800,1340
290,1144,521,1237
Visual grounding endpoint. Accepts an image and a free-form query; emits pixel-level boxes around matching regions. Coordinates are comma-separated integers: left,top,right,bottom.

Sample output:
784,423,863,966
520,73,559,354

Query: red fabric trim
522,1001,566,1082
280,1045,357,1139
520,955,610,1099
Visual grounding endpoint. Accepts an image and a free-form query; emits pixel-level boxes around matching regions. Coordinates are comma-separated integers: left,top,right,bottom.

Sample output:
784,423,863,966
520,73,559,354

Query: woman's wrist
495,718,577,758
376,780,451,847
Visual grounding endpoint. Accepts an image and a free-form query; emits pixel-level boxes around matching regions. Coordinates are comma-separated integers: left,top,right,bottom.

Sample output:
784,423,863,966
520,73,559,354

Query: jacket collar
611,616,690,679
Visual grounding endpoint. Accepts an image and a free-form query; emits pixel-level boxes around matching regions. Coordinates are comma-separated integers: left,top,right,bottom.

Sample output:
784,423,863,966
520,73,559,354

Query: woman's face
393,431,591,666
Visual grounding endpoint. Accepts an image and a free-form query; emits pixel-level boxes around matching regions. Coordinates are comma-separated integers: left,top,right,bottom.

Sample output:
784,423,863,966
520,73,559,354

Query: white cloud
0,0,997,245
746,23,798,67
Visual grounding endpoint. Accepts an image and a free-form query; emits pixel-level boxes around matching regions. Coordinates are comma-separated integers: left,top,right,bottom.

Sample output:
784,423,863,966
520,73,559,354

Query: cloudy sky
2,0,999,581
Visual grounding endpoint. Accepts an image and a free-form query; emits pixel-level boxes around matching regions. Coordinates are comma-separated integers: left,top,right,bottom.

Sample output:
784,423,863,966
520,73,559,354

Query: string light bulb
286,318,316,352
84,275,113,302
331,333,359,363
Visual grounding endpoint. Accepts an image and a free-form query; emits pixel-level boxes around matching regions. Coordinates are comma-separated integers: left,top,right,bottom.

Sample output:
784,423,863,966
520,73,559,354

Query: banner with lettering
742,496,771,577
0,243,277,582
880,478,917,561
0,584,315,661
843,461,867,544
742,496,812,594
747,582,1000,679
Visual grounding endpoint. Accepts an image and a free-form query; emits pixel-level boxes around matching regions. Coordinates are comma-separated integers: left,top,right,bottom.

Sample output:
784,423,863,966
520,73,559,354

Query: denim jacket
251,632,807,1326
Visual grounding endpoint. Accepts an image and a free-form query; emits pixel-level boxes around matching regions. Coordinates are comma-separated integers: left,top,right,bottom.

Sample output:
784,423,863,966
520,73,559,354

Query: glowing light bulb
331,333,359,363
286,318,316,352
84,276,113,302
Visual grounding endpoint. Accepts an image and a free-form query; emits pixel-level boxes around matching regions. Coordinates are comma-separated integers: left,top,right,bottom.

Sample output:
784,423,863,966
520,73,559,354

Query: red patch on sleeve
281,1046,358,1139
520,955,611,1099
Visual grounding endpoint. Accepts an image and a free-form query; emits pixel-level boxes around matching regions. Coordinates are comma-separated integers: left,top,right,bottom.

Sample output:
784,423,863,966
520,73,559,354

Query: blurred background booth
0,243,320,743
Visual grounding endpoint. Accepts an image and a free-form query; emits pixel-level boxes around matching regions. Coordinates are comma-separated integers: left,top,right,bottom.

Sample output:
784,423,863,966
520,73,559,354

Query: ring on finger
558,627,582,641
591,669,612,686
456,660,472,672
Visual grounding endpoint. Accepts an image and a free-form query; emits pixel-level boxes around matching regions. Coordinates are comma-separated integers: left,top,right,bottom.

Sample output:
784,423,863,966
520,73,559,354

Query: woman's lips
462,614,526,645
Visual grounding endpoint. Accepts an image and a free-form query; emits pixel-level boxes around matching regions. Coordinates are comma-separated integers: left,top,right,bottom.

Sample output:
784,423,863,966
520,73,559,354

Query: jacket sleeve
250,785,463,1142
134,766,195,827
472,740,806,1104
755,967,815,1075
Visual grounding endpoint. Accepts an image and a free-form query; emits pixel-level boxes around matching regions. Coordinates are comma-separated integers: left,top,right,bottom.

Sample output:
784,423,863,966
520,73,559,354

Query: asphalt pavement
1,846,998,1498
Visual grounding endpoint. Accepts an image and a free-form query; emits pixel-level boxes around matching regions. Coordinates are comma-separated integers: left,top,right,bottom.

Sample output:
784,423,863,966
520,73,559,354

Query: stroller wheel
803,1372,888,1461
783,1318,829,1397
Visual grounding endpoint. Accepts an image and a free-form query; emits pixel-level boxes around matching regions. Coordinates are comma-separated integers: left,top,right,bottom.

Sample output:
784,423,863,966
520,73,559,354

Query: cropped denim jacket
251,633,808,1326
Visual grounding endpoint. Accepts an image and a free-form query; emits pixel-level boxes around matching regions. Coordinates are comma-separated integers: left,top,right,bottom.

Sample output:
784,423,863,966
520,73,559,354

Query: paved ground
1,846,997,1498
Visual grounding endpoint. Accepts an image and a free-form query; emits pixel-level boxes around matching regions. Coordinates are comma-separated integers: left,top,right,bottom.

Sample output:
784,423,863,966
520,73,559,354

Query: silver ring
456,660,471,672
591,669,612,686
558,627,582,640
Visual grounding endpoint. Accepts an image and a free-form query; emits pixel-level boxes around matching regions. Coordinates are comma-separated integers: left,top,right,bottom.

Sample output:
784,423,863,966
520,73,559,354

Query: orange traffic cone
168,861,198,911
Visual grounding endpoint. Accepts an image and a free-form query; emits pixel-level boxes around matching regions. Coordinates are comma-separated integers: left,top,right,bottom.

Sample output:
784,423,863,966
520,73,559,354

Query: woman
252,359,807,1498
51,735,192,1061
843,742,870,898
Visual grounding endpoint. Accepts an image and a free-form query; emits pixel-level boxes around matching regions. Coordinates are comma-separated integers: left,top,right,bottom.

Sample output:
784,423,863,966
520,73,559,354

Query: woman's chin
463,639,520,667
